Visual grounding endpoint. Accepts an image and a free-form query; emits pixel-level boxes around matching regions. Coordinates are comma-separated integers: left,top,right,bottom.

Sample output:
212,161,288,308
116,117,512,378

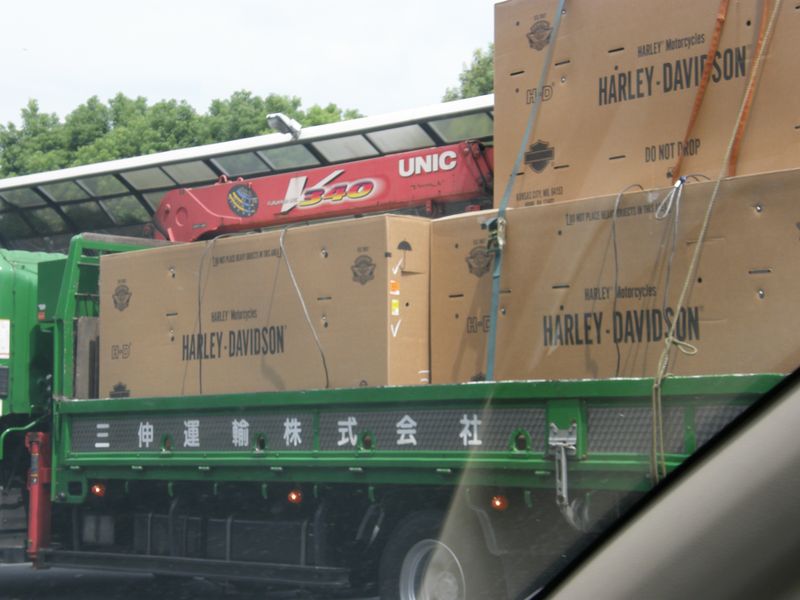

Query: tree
200,92,362,140
443,43,494,101
71,99,204,166
108,93,148,128
203,91,284,143
0,100,69,176
63,96,111,151
302,103,362,127
0,92,362,178
144,99,205,152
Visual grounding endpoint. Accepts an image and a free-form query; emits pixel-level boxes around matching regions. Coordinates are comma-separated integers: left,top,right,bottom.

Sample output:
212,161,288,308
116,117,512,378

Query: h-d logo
524,140,555,173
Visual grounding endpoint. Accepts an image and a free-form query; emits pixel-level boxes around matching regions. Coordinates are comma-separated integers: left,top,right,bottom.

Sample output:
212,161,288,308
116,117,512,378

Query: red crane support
25,432,51,561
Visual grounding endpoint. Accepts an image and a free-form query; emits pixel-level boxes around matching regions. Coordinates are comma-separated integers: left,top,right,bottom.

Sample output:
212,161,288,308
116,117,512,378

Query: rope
485,0,568,380
655,177,687,330
671,0,730,183
655,177,686,221
654,174,711,326
651,0,783,482
279,227,330,389
610,183,644,377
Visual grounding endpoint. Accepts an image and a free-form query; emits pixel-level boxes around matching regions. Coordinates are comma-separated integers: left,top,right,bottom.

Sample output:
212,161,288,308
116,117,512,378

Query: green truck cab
0,249,64,418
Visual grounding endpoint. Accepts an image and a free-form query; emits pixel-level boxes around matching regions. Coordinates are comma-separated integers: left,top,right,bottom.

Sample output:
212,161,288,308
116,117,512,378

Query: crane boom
154,141,493,242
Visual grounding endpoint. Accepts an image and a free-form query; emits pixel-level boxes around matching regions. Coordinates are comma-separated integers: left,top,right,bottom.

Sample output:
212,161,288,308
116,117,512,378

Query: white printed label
0,319,10,359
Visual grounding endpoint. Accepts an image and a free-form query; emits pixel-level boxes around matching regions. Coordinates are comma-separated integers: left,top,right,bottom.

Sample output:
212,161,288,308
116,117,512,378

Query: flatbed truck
0,233,777,599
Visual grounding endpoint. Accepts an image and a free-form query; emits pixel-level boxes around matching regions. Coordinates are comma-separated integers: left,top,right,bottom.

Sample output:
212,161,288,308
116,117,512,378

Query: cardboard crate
99,215,430,397
431,169,800,383
494,0,799,208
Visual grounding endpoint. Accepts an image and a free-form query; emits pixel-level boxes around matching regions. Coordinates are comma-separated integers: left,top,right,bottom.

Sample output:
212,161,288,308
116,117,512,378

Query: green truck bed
36,236,778,502
52,374,777,502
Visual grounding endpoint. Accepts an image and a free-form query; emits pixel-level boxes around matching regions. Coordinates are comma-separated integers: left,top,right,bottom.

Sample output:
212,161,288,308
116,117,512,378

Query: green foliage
64,96,111,151
0,100,69,177
443,43,494,102
108,93,148,128
303,104,363,127
0,92,363,178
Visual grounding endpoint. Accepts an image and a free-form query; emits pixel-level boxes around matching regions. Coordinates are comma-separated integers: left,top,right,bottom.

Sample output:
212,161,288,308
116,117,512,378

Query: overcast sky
0,0,497,127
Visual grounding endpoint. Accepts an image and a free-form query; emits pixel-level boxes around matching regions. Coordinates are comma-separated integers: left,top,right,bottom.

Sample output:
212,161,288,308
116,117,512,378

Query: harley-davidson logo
466,246,493,277
527,19,552,51
112,283,132,311
109,382,131,398
524,140,555,173
351,255,376,285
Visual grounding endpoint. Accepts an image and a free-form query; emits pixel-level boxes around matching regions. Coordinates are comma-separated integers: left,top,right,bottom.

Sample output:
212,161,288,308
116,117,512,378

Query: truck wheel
378,510,500,600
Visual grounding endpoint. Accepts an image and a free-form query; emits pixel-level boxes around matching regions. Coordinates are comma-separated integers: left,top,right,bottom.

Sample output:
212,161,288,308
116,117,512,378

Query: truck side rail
47,234,170,401
52,374,780,502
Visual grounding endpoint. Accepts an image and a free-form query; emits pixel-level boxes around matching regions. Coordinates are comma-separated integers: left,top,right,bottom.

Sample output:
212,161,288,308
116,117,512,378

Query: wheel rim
399,538,466,600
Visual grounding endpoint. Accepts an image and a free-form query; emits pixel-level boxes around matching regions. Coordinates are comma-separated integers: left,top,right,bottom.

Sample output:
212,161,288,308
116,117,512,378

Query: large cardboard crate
494,0,799,208
431,169,800,383
99,215,430,397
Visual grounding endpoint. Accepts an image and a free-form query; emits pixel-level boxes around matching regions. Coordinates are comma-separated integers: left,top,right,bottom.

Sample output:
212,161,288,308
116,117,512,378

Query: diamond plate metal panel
588,407,684,454
695,405,747,448
318,408,546,452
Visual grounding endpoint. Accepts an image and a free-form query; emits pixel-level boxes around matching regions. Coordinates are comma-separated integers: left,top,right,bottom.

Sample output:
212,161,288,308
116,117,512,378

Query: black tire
378,510,503,600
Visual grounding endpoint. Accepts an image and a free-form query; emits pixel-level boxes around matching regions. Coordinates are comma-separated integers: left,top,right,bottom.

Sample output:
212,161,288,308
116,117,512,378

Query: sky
0,0,497,127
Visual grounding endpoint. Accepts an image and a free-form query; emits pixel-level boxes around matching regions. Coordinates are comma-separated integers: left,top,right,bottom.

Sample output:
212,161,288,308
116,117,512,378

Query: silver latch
486,216,507,253
548,422,577,507
548,422,577,457
548,422,591,532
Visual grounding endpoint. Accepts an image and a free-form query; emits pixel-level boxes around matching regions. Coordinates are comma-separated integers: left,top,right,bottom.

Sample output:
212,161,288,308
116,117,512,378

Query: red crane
153,141,493,242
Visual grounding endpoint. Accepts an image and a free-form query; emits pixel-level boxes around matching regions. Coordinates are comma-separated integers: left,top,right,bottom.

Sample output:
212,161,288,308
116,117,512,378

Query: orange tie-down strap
671,0,730,183
727,0,771,177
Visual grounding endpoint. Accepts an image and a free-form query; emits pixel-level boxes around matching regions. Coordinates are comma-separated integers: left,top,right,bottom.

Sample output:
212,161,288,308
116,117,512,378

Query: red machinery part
154,141,493,242
25,432,51,561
